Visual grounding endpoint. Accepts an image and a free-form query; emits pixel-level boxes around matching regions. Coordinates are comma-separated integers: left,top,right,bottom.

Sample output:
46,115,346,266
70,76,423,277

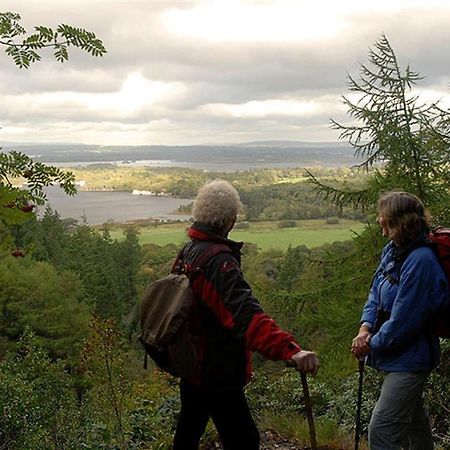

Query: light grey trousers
368,371,433,450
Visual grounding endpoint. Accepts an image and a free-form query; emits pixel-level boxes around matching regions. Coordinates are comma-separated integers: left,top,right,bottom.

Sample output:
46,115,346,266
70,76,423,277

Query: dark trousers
173,380,260,450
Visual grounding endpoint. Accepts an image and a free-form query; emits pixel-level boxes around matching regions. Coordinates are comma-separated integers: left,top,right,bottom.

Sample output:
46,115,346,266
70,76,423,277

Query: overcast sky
1,0,450,146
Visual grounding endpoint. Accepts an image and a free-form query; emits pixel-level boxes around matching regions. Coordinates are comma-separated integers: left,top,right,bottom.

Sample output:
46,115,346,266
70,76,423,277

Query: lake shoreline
40,187,193,225
79,187,194,200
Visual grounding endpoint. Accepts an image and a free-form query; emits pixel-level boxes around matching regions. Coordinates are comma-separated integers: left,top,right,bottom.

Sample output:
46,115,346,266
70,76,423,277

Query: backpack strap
191,243,231,273
171,243,232,278
171,247,185,273
385,240,429,285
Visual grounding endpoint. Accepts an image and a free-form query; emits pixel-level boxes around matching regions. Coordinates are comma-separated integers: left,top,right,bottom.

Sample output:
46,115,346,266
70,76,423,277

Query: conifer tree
308,35,450,220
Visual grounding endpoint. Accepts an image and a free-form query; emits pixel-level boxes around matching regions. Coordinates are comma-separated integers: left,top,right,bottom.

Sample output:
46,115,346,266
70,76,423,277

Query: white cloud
412,89,450,109
163,1,345,42
202,99,321,118
162,0,450,43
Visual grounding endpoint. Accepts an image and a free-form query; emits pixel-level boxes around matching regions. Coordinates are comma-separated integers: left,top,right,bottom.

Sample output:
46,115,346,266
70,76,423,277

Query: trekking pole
301,372,318,450
286,361,318,450
355,358,365,450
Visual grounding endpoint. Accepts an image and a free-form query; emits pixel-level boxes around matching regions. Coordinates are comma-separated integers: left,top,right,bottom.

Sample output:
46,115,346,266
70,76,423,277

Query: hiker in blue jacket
351,191,448,450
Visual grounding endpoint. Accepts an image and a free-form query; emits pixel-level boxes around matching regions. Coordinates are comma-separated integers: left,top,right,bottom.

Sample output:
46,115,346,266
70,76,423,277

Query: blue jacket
361,240,449,372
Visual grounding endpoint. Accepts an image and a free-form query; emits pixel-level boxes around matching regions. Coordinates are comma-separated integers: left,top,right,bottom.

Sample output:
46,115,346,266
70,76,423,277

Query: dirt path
206,430,342,450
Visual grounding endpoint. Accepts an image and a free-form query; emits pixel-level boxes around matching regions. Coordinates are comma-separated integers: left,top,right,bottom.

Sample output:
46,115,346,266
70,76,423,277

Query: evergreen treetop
308,35,450,222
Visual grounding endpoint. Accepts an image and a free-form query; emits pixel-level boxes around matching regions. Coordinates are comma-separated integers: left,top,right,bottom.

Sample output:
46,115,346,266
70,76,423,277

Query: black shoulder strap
172,243,232,276
386,240,429,285
192,243,231,270
171,247,185,273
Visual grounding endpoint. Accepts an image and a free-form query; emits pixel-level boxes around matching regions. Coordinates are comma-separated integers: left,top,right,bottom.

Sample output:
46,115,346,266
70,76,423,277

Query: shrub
0,330,81,450
426,341,450,448
234,221,250,229
326,217,340,225
277,220,297,228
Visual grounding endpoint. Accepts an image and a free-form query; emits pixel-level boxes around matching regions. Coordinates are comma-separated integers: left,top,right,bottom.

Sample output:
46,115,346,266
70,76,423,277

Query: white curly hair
192,179,242,233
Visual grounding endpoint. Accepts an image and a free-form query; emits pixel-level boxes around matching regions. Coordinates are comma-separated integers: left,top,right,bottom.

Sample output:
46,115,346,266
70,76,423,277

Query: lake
40,186,192,225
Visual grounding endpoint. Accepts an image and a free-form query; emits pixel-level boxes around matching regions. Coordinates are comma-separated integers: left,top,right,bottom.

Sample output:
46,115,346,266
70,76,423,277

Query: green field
110,219,366,250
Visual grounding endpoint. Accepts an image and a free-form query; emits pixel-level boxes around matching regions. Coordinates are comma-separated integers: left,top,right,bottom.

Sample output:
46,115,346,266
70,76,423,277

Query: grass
109,219,366,250
258,411,366,450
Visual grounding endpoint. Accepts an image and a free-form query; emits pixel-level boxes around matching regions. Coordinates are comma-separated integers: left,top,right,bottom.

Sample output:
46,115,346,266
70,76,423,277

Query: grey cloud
1,1,450,145
0,67,124,95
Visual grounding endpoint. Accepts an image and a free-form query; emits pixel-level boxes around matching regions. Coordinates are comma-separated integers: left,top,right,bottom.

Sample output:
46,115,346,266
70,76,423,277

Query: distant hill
0,141,363,166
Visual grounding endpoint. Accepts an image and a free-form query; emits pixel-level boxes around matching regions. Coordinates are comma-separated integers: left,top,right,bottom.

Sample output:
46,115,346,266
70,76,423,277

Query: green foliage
60,226,129,319
325,367,382,436
426,341,450,448
276,244,310,292
243,225,384,388
69,165,369,222
308,35,450,217
247,370,327,418
0,150,77,258
234,221,250,229
140,242,180,284
326,217,339,225
80,317,181,449
0,321,180,450
14,210,142,322
81,316,129,448
0,255,90,363
126,379,180,449
114,227,141,309
247,370,359,448
277,219,297,228
0,12,106,68
242,229,383,445
0,150,76,203
0,150,76,234
241,247,283,294
22,207,70,265
0,329,81,450
240,180,360,221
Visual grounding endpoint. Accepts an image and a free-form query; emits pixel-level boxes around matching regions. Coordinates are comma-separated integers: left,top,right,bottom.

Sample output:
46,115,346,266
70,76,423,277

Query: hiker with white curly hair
172,179,319,450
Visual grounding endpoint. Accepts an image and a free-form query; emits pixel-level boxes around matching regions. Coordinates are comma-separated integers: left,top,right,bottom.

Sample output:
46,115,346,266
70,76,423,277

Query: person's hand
290,350,319,376
351,327,372,359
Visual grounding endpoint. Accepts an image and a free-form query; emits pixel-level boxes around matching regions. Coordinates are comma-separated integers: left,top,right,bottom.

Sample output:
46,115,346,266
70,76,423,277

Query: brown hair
377,191,431,246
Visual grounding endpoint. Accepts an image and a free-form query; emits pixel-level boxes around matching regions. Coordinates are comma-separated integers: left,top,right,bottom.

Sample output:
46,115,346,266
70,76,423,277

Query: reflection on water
40,186,192,225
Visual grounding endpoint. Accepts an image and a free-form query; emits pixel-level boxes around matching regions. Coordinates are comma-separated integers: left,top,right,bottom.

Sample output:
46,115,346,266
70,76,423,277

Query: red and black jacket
174,222,301,390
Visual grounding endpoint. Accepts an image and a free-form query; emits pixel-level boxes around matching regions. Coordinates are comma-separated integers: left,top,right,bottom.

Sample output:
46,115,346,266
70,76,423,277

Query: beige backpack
138,244,230,378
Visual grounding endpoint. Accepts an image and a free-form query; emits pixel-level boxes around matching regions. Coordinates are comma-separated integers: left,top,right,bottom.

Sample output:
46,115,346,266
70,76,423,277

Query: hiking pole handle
301,372,318,450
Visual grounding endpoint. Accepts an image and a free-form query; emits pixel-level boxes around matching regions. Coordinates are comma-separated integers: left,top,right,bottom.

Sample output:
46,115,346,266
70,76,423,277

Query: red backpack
428,227,450,338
